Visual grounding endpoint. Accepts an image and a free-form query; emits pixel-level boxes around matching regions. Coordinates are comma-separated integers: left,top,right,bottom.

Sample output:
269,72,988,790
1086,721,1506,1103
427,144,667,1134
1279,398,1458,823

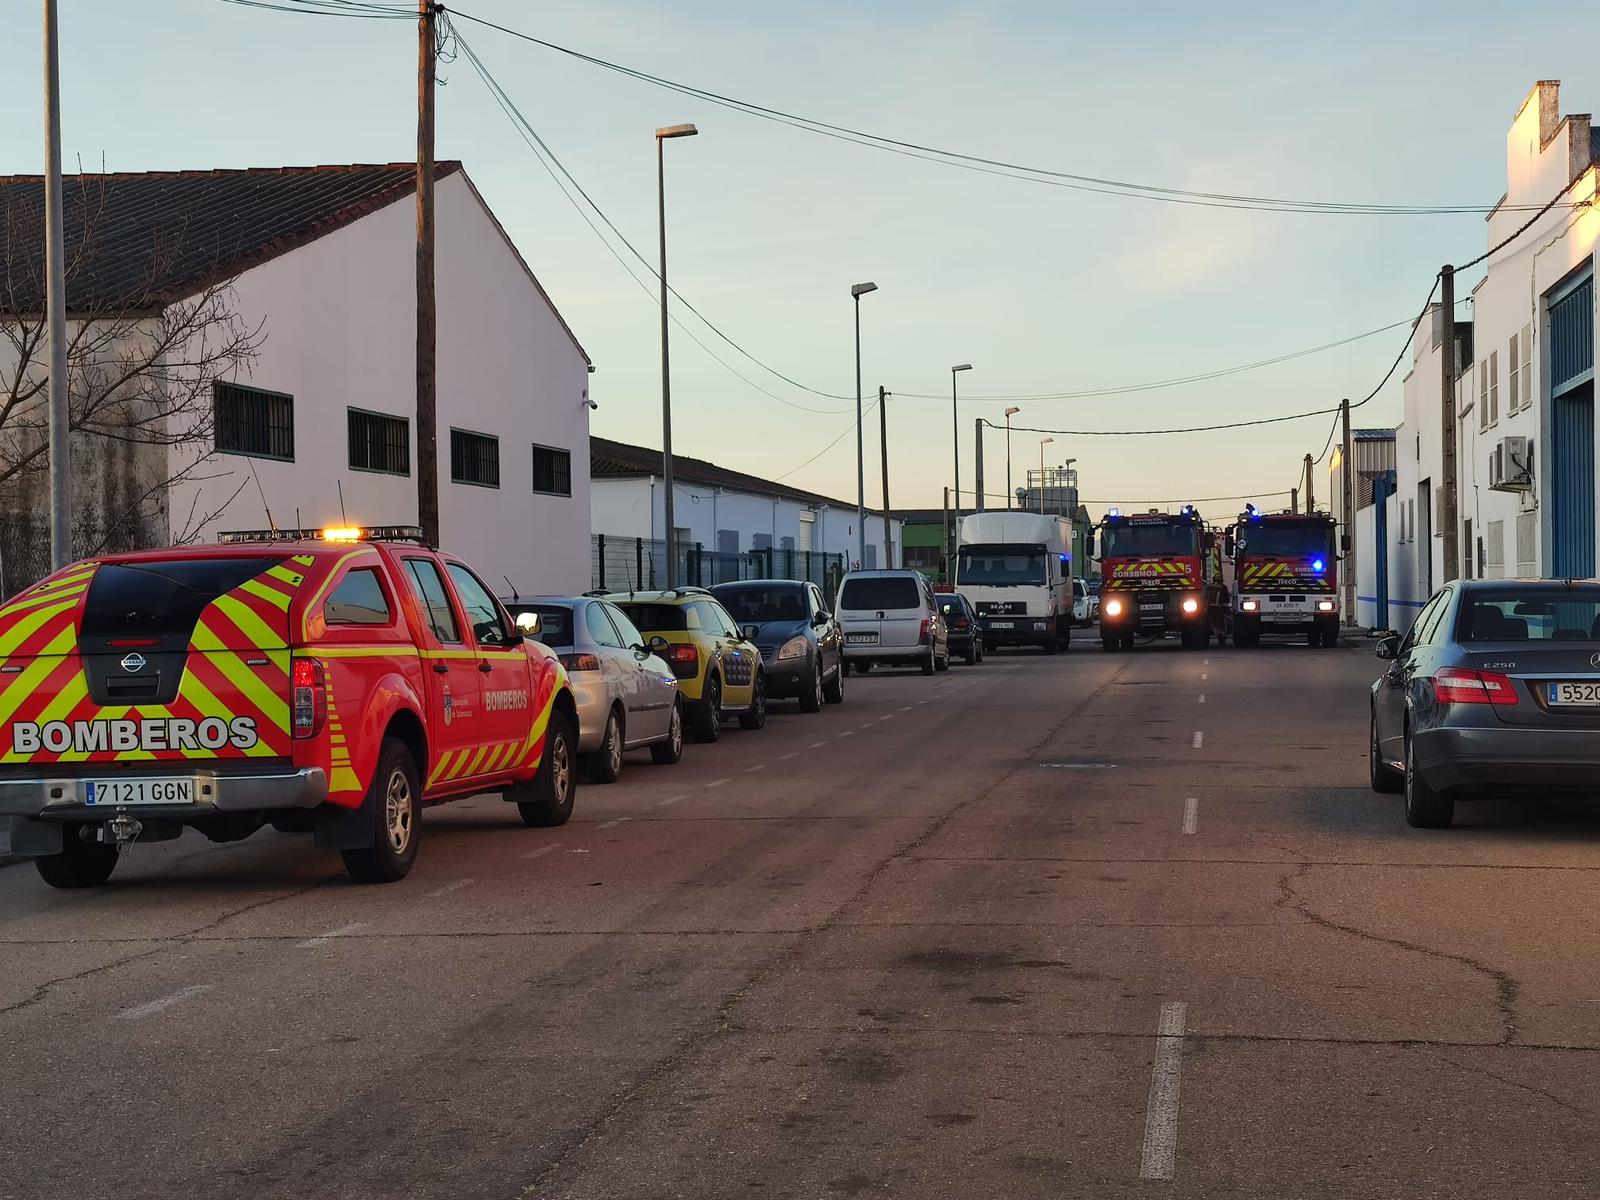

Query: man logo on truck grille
120,652,147,673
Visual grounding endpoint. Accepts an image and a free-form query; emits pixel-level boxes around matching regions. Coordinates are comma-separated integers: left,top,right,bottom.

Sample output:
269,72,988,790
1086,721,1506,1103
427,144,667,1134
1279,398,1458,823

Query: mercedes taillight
1433,667,1520,706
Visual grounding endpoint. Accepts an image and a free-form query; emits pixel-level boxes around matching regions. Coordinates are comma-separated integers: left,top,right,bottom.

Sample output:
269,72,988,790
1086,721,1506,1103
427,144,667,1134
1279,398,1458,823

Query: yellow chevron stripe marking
188,627,288,730
0,600,78,659
240,579,292,611
457,744,493,780
428,749,458,787
211,593,286,649
0,581,89,619
0,626,78,728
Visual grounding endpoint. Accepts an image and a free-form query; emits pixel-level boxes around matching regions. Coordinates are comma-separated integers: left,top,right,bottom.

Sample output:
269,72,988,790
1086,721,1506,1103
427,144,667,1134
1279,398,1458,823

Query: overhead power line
440,5,1576,218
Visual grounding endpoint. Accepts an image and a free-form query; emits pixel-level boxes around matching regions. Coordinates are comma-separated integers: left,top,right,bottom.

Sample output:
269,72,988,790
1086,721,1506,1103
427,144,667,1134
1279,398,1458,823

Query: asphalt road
4,634,1600,1199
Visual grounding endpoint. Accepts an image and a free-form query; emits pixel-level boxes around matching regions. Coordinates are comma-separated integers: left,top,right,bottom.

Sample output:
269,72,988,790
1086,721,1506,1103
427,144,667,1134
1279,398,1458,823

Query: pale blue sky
6,1,1599,519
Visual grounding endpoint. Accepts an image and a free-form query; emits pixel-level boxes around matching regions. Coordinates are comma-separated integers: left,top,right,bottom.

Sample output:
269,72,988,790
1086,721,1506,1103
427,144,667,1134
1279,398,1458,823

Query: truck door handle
479,661,493,673
433,663,450,674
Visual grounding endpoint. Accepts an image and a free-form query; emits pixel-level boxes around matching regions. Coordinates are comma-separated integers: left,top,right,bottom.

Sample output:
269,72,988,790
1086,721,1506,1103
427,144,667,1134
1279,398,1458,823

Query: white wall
168,170,592,593
591,477,900,570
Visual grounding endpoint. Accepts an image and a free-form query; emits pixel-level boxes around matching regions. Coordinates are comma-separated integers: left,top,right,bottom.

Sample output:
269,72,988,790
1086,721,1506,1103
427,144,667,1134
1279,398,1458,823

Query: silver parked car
837,569,949,675
505,596,685,783
1370,578,1600,827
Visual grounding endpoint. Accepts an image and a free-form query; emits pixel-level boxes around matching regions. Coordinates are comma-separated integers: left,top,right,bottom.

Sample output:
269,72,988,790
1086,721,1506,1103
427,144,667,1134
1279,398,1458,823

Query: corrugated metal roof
0,163,460,313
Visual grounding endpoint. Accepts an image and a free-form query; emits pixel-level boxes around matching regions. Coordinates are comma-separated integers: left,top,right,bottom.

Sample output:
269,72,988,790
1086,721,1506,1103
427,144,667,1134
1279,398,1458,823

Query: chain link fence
591,534,846,601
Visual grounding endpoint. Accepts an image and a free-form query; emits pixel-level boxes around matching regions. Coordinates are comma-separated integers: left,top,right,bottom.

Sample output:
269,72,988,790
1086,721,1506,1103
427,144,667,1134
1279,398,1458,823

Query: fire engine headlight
1103,598,1124,618
1181,597,1199,615
1241,599,1260,613
1316,599,1337,613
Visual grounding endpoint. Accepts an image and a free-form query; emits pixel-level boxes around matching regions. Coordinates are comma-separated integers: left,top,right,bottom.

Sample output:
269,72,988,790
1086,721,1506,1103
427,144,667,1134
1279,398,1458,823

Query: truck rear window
840,577,921,611
614,603,689,632
82,558,284,639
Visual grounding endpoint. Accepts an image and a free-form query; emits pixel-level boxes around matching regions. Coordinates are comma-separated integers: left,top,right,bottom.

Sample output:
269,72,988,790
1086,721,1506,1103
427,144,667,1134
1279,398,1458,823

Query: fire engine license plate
846,633,878,645
85,778,195,806
1140,603,1163,612
1549,682,1600,707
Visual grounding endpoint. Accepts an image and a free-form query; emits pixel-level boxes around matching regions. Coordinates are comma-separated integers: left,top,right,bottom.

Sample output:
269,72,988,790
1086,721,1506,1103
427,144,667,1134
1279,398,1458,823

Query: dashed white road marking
1201,673,1208,682
1182,798,1199,835
1203,658,1210,666
297,923,365,949
859,722,877,730
522,843,561,859
656,795,686,808
878,714,894,722
808,741,828,749
425,877,474,899
706,778,730,789
597,818,630,830
900,705,914,712
836,730,854,739
778,752,799,761
116,984,212,1021
1139,1001,1188,1180
1197,694,1206,705
1191,731,1204,749
745,763,767,773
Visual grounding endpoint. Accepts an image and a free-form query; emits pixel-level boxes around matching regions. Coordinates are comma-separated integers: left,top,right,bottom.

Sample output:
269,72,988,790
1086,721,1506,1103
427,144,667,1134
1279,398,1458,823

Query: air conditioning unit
1489,436,1533,492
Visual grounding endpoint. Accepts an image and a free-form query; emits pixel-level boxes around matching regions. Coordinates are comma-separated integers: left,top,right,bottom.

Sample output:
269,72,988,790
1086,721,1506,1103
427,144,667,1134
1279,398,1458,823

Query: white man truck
954,512,1076,653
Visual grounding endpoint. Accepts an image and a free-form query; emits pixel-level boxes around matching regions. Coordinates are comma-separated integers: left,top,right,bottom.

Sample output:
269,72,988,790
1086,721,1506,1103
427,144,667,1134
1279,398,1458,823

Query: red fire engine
1096,507,1216,651
1216,506,1341,648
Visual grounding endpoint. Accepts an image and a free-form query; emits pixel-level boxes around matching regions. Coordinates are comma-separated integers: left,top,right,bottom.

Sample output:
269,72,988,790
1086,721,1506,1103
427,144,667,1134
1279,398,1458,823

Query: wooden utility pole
44,0,71,569
1291,487,1299,515
415,0,440,546
878,386,892,568
974,418,985,512
1303,454,1314,515
942,486,951,581
1341,397,1356,625
1439,265,1460,581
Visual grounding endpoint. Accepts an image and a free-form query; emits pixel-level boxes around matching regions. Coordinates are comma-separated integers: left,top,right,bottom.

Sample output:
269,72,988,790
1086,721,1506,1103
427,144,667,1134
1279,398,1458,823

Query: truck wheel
1233,624,1259,649
1320,624,1340,649
586,707,624,784
1403,731,1454,829
341,737,421,883
738,674,768,729
1100,631,1118,652
34,825,119,889
1120,632,1135,649
1041,633,1059,655
651,699,685,764
692,675,723,743
517,709,578,827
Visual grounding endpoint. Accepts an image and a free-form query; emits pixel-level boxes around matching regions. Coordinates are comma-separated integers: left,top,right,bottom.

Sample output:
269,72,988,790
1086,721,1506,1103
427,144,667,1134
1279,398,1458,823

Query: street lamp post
851,282,878,568
1004,406,1020,510
950,364,971,568
1038,437,1054,514
656,122,698,588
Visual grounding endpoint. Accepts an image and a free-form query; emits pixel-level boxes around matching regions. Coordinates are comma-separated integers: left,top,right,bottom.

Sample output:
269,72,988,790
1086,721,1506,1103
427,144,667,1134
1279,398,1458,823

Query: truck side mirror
1341,533,1351,552
1223,534,1235,558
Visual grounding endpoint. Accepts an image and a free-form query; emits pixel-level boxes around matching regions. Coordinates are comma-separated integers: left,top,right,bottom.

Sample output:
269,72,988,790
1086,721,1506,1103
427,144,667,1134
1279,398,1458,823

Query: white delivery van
955,511,1076,653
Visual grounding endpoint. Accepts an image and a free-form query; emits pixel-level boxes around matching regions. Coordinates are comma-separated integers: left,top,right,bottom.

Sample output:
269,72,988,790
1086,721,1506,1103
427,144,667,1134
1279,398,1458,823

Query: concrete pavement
3,637,1599,1199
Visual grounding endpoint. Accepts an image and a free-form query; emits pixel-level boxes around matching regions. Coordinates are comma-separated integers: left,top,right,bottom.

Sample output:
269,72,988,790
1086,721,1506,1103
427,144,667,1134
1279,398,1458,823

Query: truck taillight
919,618,930,645
291,657,327,738
1433,667,1520,707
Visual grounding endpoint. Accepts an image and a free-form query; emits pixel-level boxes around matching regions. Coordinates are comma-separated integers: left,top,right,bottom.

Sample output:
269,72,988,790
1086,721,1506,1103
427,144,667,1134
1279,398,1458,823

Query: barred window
214,383,293,461
532,444,572,496
450,428,500,488
348,409,410,476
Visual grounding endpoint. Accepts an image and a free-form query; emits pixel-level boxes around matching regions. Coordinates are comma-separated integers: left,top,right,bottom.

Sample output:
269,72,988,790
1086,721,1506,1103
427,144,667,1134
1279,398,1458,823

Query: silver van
837,570,949,675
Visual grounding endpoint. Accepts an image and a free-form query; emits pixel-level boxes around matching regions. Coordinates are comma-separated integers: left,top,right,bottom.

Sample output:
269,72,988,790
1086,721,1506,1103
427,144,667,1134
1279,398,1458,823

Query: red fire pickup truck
0,526,577,887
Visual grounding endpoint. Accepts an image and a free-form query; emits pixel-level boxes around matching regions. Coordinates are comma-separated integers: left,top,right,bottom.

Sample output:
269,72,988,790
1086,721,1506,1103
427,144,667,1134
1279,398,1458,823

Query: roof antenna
337,479,348,525
503,574,518,603
248,460,278,536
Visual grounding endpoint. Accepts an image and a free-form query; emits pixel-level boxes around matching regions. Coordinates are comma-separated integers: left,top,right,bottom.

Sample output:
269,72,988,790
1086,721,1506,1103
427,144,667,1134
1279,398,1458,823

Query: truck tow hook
106,811,144,850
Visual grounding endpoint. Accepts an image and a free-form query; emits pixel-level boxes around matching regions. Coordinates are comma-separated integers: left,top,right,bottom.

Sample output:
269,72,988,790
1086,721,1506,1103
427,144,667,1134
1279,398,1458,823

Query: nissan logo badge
120,652,148,674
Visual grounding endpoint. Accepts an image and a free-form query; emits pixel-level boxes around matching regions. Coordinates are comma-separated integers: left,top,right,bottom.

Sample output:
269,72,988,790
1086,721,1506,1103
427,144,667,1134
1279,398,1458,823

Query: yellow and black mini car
609,589,766,742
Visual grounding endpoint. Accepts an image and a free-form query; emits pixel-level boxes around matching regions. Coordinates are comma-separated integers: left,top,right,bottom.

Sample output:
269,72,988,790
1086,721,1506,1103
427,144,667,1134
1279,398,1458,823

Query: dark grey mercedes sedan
1370,578,1600,828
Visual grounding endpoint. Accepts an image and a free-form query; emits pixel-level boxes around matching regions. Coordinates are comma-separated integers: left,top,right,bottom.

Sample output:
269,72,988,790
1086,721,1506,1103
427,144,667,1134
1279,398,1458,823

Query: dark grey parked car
710,579,844,711
1370,579,1600,828
937,592,985,665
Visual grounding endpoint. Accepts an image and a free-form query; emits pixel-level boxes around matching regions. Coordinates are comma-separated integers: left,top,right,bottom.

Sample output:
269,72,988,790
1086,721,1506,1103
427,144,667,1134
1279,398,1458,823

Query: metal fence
591,534,846,599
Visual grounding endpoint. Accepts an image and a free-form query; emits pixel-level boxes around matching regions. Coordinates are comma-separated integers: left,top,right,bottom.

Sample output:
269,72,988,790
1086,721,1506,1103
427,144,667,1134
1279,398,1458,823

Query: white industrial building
590,436,903,585
0,163,593,594
1355,80,1600,631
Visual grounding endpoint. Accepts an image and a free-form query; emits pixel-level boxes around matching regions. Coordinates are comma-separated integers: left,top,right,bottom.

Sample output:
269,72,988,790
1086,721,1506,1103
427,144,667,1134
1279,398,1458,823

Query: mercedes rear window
1459,591,1600,642
82,558,283,639
840,577,921,611
614,603,690,632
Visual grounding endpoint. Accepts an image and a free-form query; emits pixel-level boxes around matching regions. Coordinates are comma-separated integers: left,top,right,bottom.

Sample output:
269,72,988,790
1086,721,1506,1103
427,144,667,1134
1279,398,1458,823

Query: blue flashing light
1108,506,1120,518
1311,557,1326,573
1059,553,1070,562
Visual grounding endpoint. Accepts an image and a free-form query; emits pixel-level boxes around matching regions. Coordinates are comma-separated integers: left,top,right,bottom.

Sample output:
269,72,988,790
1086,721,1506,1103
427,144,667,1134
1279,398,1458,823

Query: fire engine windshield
1239,525,1334,558
957,544,1046,585
1101,525,1197,558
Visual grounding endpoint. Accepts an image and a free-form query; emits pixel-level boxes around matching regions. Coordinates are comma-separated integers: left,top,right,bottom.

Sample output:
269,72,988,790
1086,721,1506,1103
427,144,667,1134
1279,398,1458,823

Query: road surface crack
1441,1056,1590,1117
1277,862,1522,1045
0,945,167,1017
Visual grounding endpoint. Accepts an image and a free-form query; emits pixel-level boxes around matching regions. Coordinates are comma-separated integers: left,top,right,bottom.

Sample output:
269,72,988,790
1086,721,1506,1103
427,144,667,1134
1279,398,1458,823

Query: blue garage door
1549,272,1595,579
